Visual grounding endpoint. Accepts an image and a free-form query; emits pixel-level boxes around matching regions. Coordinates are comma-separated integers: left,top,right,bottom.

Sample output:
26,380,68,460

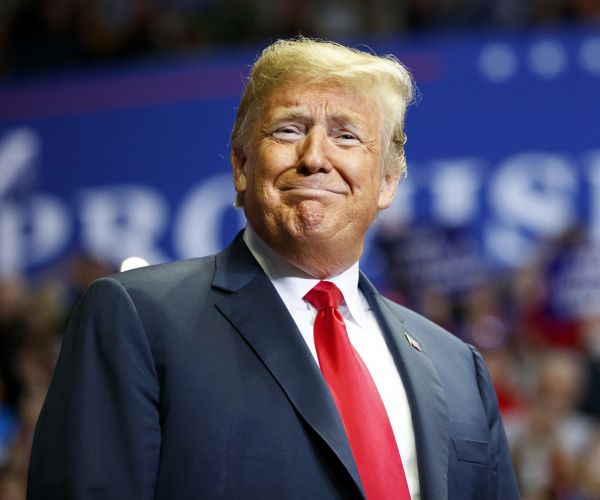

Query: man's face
232,79,400,269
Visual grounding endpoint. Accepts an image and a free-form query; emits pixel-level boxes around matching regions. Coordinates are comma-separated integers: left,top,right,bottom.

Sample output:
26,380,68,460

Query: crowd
374,224,600,500
0,223,599,499
0,255,114,500
1,0,600,76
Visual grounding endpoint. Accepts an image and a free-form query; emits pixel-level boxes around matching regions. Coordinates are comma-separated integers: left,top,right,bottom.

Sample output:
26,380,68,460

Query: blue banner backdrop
1,27,599,284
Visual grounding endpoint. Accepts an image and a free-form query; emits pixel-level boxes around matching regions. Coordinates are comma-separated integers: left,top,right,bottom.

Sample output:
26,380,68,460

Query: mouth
279,183,347,196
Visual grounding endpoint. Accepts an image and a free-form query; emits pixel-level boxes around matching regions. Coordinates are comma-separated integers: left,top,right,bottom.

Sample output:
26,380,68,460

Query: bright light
120,256,149,272
478,43,517,82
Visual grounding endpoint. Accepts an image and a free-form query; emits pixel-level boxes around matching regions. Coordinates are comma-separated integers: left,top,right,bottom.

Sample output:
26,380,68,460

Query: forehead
260,79,381,130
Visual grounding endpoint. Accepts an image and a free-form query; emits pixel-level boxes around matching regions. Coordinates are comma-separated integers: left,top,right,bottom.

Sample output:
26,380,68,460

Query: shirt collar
243,225,367,327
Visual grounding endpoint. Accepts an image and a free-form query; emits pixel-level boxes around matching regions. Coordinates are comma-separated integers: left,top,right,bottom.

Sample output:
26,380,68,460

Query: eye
272,125,303,141
334,130,360,145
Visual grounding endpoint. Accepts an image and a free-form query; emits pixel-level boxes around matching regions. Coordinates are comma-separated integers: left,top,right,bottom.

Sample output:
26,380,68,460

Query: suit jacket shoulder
379,295,470,351
373,291,519,500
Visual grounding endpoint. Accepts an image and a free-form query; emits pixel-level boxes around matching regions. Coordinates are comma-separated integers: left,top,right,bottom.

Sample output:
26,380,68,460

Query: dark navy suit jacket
28,233,519,499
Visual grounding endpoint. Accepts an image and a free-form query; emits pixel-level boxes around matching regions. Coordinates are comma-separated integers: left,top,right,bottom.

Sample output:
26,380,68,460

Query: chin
290,222,346,242
291,200,333,231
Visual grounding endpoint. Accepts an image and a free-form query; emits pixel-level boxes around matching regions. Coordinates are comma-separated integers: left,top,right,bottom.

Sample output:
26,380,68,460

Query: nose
297,127,332,173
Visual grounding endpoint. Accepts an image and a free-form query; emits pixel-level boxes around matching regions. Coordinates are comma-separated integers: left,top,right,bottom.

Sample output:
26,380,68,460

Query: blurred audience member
579,317,600,419
0,469,26,500
577,430,600,500
510,350,597,499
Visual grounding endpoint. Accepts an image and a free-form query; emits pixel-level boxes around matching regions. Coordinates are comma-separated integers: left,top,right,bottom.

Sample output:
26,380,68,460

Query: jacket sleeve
468,345,520,500
27,277,161,500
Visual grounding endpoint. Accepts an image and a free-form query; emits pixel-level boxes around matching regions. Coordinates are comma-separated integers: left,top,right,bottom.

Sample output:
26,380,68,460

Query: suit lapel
212,235,364,497
360,274,450,500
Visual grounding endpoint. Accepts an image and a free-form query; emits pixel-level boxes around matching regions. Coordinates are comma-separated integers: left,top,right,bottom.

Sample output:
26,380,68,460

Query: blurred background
1,1,600,499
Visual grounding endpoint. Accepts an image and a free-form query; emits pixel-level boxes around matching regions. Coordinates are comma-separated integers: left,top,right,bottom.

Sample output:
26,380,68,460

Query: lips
279,180,347,195
282,186,346,195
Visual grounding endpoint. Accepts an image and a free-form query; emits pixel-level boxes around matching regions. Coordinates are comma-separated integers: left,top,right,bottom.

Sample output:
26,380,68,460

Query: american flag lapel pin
404,332,422,352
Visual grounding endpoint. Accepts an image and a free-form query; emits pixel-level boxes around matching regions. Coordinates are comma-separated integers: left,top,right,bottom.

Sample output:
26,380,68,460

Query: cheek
255,147,296,180
245,154,282,200
344,156,383,191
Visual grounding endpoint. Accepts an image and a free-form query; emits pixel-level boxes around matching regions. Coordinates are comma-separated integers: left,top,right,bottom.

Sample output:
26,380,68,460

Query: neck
280,243,360,279
245,225,361,279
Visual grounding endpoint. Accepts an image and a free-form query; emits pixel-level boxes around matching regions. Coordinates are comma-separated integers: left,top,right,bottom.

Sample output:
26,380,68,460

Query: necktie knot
304,281,343,311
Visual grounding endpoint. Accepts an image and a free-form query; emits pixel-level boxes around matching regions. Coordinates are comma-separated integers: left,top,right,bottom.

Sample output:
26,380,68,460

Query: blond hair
231,37,416,204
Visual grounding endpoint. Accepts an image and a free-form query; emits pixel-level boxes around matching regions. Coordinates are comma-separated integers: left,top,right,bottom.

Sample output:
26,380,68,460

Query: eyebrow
266,106,367,130
267,107,309,124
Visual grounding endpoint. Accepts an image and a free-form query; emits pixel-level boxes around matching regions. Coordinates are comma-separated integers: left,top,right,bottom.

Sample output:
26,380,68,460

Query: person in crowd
27,37,518,499
510,349,596,499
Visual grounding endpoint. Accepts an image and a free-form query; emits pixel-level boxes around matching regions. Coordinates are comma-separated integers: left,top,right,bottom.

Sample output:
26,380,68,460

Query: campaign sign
1,28,599,291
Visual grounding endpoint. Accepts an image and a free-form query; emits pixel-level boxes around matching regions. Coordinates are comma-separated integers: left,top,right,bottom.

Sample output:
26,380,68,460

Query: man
28,38,519,499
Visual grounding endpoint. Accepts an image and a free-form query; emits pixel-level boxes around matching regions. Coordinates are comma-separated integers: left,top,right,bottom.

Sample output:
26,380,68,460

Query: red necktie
304,281,411,500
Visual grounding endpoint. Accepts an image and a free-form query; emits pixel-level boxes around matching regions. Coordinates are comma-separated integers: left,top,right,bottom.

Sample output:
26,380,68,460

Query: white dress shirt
243,226,420,499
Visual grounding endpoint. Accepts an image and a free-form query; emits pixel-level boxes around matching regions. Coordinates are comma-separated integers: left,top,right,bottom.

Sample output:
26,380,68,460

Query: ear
231,147,247,195
377,172,401,210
